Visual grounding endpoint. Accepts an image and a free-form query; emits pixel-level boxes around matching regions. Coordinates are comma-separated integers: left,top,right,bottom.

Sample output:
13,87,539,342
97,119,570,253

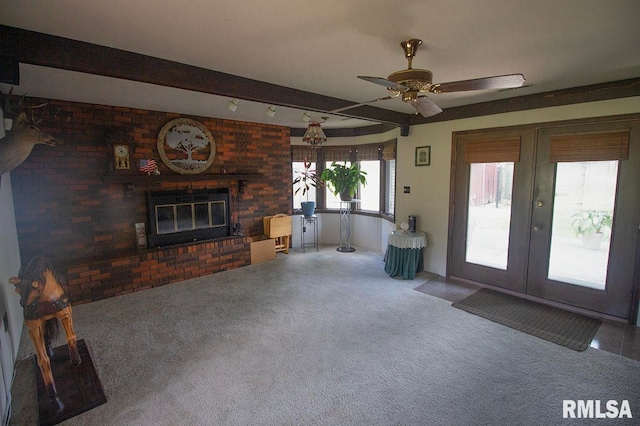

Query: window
292,160,317,209
292,146,318,210
291,140,396,219
359,160,379,211
324,160,350,209
354,145,381,212
323,146,352,210
385,159,396,215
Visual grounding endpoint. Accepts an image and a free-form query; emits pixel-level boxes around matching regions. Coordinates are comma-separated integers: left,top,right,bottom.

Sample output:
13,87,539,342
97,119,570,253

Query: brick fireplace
9,98,292,304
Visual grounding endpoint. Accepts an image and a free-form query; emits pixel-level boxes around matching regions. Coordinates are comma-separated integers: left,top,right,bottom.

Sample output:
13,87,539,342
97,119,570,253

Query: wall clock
113,143,132,170
157,118,216,175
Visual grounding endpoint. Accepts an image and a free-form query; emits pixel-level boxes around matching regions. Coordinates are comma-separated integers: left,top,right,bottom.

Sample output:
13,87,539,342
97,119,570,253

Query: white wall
0,172,24,423
0,174,23,356
290,213,395,253
397,97,640,276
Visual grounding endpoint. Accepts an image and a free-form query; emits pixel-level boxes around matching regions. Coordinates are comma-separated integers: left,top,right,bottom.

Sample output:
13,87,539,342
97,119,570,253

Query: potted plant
570,209,613,249
320,161,367,201
293,158,322,216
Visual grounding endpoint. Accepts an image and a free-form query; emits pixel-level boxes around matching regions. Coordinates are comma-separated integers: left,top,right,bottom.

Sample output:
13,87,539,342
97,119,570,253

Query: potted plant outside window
320,161,367,202
571,209,613,249
293,158,322,216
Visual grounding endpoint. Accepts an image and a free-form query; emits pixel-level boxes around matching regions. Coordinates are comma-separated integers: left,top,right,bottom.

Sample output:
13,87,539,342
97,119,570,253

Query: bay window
291,139,396,219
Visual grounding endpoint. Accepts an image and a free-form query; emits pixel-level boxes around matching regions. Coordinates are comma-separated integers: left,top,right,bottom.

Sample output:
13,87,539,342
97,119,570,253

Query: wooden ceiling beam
410,78,640,125
0,25,410,126
2,25,637,131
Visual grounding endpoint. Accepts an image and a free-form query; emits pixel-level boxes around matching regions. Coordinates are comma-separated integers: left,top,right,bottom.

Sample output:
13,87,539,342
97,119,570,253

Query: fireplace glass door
146,189,231,247
156,201,227,235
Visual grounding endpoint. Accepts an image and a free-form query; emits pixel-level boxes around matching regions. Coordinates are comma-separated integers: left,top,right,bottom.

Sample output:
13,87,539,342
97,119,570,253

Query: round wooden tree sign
157,118,216,174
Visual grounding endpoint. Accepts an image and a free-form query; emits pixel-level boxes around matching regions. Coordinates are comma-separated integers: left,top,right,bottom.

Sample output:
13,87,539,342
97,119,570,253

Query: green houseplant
293,158,322,216
320,161,367,201
571,209,612,249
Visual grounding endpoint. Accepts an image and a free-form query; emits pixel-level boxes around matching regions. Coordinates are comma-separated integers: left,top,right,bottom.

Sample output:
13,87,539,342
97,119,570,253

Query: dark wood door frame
447,113,640,324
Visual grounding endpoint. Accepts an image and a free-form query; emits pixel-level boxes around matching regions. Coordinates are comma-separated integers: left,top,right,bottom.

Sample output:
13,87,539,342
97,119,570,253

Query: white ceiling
1,0,639,129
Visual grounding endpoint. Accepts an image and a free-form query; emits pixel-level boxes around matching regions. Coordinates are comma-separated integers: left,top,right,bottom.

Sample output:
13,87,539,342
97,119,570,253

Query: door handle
533,225,542,231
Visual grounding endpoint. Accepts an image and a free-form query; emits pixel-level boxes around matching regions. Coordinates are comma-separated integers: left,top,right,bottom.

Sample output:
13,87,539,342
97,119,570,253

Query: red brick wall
9,97,292,304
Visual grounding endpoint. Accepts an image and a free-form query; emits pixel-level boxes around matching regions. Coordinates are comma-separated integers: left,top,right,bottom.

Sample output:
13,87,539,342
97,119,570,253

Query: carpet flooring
9,247,640,425
452,288,602,351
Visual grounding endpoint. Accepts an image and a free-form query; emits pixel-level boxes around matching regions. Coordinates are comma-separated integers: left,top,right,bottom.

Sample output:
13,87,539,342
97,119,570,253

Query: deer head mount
0,89,60,178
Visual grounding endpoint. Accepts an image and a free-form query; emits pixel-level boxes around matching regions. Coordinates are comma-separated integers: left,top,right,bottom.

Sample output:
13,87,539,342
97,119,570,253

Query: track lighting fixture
266,105,276,117
302,112,311,123
227,99,239,112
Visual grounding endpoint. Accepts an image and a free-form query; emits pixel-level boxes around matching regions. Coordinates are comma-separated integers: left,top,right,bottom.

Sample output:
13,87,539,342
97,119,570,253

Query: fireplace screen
156,201,227,234
146,189,230,247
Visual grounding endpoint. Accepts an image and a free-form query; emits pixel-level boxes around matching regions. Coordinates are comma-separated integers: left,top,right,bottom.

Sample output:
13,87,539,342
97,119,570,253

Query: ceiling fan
334,39,526,118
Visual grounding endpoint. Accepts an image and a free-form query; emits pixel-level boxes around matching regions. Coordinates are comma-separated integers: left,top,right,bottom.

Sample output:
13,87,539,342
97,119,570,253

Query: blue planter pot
301,201,316,217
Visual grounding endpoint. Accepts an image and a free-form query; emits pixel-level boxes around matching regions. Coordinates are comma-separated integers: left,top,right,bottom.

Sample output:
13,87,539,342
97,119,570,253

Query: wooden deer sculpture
9,256,81,407
0,90,59,177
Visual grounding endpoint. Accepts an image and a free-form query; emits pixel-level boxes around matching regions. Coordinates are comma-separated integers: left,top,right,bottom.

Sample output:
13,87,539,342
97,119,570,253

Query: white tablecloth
388,230,427,250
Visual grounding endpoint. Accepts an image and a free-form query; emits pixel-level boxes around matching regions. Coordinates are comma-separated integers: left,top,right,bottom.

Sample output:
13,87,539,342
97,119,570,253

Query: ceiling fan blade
330,94,399,113
358,76,408,91
431,74,525,93
410,96,443,118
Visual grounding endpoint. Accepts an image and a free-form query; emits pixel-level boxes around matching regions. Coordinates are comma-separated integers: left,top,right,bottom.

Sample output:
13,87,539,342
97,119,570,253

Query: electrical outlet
404,186,410,194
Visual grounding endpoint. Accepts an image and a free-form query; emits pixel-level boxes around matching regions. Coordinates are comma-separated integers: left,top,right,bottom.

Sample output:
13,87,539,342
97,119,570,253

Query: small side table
301,215,319,252
384,230,427,279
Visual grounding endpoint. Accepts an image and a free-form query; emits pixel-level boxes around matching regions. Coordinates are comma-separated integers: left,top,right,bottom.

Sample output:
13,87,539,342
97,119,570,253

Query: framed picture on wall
415,146,431,166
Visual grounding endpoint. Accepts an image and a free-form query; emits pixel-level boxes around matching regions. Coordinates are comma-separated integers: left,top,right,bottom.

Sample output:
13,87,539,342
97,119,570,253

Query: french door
449,119,640,319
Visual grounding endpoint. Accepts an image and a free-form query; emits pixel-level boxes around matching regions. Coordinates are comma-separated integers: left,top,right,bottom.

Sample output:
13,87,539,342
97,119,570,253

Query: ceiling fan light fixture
302,122,327,148
356,37,525,119
387,69,433,91
227,98,239,112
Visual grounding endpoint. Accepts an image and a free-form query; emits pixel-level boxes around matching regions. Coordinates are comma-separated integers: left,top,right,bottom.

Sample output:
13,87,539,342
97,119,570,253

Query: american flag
139,159,156,173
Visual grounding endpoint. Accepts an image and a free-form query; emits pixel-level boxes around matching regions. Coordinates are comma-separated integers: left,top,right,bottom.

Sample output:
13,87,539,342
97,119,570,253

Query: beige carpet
10,247,640,425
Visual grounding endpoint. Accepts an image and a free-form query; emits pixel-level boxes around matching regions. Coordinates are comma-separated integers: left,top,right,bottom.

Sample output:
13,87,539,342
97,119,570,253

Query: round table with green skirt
384,230,427,279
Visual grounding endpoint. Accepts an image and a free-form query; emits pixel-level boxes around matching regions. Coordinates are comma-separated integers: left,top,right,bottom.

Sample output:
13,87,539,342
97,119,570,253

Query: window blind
463,138,521,163
355,144,381,161
291,146,318,162
324,147,352,162
382,141,396,161
549,131,629,162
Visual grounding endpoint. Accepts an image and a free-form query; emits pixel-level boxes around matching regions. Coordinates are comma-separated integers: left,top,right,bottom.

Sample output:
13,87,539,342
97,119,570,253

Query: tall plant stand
337,200,356,252
301,215,319,252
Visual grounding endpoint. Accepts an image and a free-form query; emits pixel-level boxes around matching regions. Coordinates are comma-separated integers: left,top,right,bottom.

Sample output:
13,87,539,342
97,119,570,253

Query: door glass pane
466,162,514,269
547,161,617,290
